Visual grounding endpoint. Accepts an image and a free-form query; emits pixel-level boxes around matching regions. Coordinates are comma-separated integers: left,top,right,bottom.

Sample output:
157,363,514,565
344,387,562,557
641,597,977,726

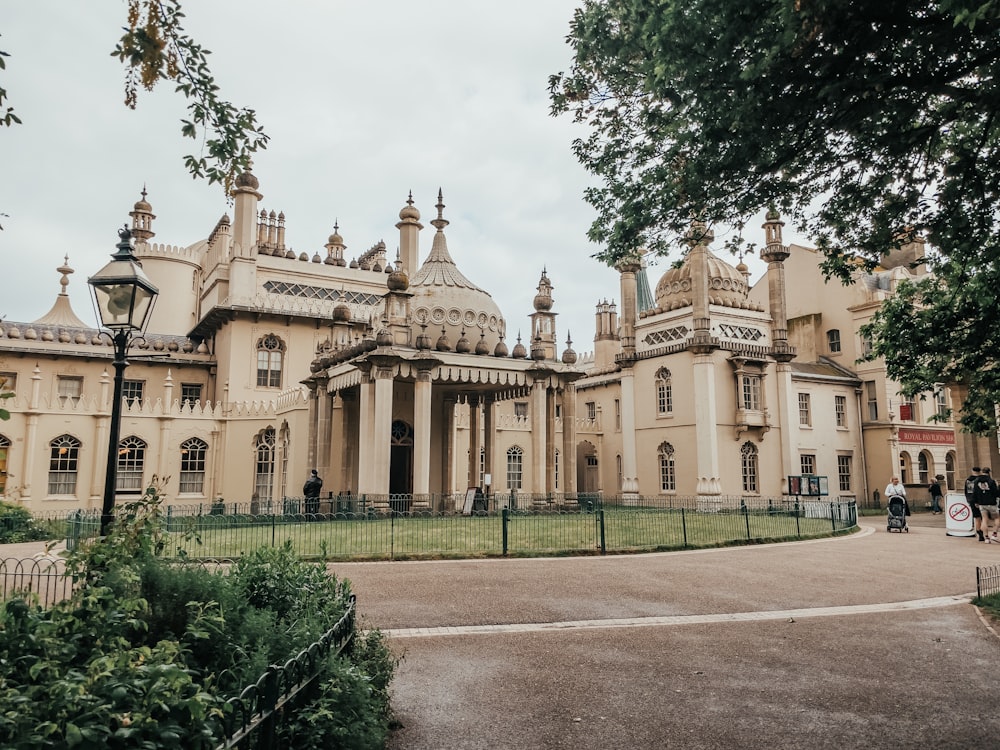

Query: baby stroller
886,496,909,533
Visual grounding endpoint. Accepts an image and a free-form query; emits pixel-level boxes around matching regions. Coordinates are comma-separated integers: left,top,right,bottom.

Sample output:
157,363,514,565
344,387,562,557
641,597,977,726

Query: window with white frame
122,379,144,407
800,454,816,475
513,402,528,419
658,442,676,492
741,441,759,493
934,388,948,419
827,329,842,353
585,401,597,421
798,393,812,426
918,451,930,485
837,454,852,492
899,451,911,484
57,375,83,406
945,452,956,490
835,395,847,427
254,428,276,503
865,381,878,421
861,333,874,357
116,436,146,492
48,434,80,495
656,368,673,415
741,375,762,411
181,383,203,406
256,334,284,388
506,446,523,490
0,372,16,394
179,437,208,494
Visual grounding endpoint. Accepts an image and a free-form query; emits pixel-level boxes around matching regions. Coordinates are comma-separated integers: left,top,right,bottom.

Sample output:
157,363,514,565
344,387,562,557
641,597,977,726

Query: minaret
129,187,155,243
686,219,717,353
593,299,619,369
529,269,557,361
616,257,641,360
395,191,423,276
231,167,262,259
760,209,795,361
324,222,347,266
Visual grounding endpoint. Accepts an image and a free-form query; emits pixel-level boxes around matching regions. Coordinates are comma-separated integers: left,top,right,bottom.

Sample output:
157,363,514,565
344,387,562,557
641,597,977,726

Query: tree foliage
550,0,1000,431
1,2,268,194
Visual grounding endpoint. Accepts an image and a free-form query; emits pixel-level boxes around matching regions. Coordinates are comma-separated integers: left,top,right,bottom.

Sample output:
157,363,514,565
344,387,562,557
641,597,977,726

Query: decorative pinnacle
431,188,449,231
407,191,414,207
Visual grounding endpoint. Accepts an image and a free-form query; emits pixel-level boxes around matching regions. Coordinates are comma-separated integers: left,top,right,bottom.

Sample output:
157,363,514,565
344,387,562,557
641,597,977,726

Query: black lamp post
88,226,159,535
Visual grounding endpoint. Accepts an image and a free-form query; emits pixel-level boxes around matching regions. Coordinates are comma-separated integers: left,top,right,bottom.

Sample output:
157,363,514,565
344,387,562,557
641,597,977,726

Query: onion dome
133,189,152,213
387,259,409,291
533,269,554,311
475,332,490,355
654,248,754,311
415,324,432,350
349,259,359,269
285,249,296,259
408,190,506,354
530,335,546,360
436,327,452,352
493,337,509,357
455,328,471,353
511,333,527,359
312,252,322,263
333,303,351,323
399,191,421,222
235,168,260,191
561,333,578,365
299,252,309,261
376,327,393,347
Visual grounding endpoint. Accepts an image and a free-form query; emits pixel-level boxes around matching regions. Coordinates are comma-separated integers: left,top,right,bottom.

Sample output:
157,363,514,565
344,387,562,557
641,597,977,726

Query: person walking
965,466,983,541
974,467,999,543
928,474,944,515
885,476,909,516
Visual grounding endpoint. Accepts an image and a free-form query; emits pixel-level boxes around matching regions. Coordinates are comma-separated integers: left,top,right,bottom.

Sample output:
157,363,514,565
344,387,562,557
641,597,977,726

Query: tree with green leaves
550,0,1000,431
1,1,268,194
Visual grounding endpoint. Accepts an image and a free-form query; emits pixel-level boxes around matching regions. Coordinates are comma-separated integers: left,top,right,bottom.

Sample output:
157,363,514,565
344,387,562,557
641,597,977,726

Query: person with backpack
965,466,984,541
974,467,999,543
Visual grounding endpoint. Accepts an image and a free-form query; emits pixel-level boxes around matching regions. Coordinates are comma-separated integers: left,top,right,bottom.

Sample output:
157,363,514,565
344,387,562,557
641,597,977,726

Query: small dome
562,334,578,364
235,170,260,190
416,326,432,350
399,195,420,221
436,329,452,352
133,193,152,212
328,230,344,245
376,328,393,347
312,253,322,263
299,252,309,261
511,335,527,359
493,338,509,357
349,259,359,269
654,248,751,311
387,266,409,291
475,333,490,355
455,329,472,353
333,303,351,323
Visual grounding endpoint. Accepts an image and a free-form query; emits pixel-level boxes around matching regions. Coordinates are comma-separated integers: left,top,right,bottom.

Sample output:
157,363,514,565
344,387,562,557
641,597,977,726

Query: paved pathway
330,514,1000,749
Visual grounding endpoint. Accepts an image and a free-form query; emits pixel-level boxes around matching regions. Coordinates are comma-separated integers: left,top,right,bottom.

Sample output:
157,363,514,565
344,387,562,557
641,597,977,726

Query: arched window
656,368,673,416
0,435,9,495
48,434,81,495
254,428,276,503
918,451,931,485
658,442,676,492
256,334,285,388
899,451,912,484
945,451,957,491
179,437,208,494
741,441,758,494
117,436,147,492
506,446,523,491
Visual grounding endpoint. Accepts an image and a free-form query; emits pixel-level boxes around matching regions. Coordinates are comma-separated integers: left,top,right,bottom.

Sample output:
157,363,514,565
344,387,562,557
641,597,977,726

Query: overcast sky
1,1,773,354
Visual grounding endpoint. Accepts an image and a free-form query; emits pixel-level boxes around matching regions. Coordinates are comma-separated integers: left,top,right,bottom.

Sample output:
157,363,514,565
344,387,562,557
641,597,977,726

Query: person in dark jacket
965,467,983,541
928,474,944,515
303,469,323,514
974,467,999,543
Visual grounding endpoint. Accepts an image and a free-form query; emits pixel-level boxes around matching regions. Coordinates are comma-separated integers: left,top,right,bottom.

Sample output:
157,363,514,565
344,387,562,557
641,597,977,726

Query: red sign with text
897,427,955,444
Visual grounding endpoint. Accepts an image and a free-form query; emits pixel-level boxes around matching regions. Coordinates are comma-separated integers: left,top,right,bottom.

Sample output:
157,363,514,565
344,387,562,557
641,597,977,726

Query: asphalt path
330,514,1000,750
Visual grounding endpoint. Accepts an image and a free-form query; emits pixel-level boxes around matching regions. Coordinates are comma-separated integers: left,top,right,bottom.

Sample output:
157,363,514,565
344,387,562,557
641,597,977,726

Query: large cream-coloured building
0,170,989,514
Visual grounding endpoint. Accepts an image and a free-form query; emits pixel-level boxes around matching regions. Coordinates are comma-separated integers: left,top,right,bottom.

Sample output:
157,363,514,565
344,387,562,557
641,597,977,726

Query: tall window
741,375,762,411
48,434,80,495
934,388,948,419
254,428,276,503
798,393,812,426
57,375,83,406
614,399,621,431
827,329,841,353
116,436,146,491
861,333,874,357
0,435,9,495
256,334,284,388
918,451,930,485
656,368,673,415
181,383,203,406
585,402,597,421
741,441,759,493
899,451,911,484
122,379,145,407
837,455,852,492
945,452,956,490
658,442,676,492
616,454,623,492
179,437,208,494
865,381,878,421
835,395,847,427
800,454,816,475
506,446,523,490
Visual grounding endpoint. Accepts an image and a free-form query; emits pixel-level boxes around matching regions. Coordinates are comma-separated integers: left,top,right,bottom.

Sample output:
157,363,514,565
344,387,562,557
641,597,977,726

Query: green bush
0,483,397,748
0,500,53,543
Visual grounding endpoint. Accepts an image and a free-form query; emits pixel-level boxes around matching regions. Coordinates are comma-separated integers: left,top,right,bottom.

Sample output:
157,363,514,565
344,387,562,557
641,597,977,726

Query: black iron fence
51,496,857,561
0,556,73,607
976,564,1000,599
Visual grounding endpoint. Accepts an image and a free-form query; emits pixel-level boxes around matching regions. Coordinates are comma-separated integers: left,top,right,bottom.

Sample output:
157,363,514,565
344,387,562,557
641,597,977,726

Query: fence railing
52,498,857,561
977,564,1000,599
216,593,356,750
0,556,73,607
